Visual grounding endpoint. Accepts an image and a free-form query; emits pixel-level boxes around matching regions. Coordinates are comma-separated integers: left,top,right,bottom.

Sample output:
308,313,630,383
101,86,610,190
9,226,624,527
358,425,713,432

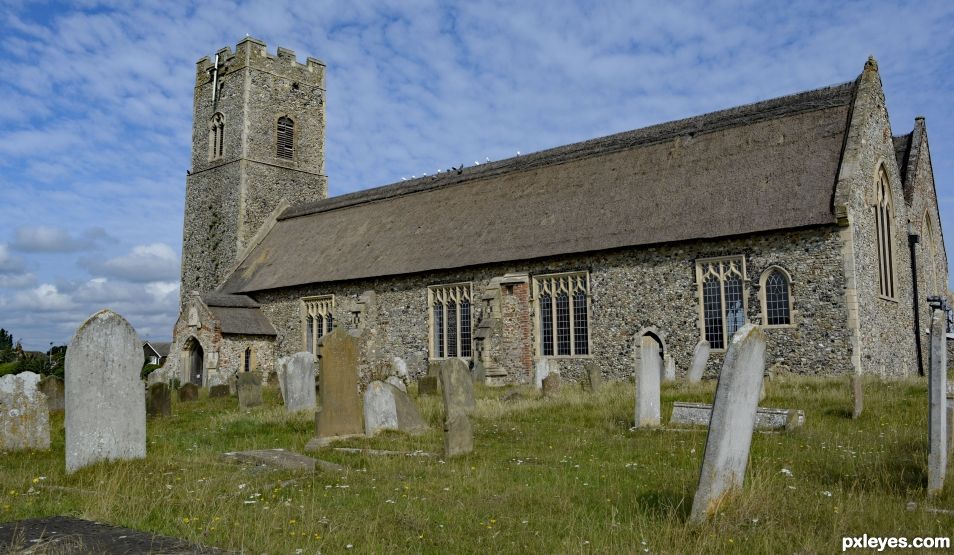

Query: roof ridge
281,80,856,221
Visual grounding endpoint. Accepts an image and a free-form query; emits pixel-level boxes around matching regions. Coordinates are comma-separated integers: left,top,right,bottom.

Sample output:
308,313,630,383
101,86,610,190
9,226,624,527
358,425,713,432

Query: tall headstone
439,359,475,457
0,372,50,452
278,352,317,413
363,381,428,436
533,359,550,390
237,372,262,410
947,393,954,460
688,340,710,383
689,324,766,523
586,362,602,392
313,329,363,442
663,355,676,383
851,374,863,419
177,382,199,402
927,303,948,496
38,376,64,413
147,383,172,417
65,309,145,474
634,336,662,428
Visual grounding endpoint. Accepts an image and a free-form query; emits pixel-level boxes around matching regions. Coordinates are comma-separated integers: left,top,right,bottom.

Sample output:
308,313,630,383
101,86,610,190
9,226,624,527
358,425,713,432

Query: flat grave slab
221,448,345,473
670,401,805,431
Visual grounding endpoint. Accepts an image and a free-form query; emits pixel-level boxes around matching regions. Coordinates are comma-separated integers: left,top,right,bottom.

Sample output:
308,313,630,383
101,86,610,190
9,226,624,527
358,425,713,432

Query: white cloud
10,225,110,253
81,242,180,282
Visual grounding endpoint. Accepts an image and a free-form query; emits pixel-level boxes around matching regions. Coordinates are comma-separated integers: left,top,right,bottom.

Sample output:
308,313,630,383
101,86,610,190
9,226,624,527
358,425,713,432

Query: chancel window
302,295,335,354
429,283,473,359
761,267,792,326
243,347,252,372
209,113,225,160
533,272,590,357
875,168,897,299
696,257,747,350
277,116,294,159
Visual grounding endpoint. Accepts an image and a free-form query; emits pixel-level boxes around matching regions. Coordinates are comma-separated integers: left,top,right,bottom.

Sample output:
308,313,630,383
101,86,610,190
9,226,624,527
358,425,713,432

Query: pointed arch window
875,168,897,299
209,113,225,160
760,267,793,326
696,257,747,350
243,347,252,372
429,283,473,359
923,214,939,296
533,271,590,357
302,295,335,353
277,116,294,159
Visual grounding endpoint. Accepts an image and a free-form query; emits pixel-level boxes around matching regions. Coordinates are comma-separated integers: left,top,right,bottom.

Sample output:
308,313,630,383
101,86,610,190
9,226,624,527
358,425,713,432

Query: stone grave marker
542,372,561,397
689,324,766,523
221,448,344,473
278,352,317,413
147,383,172,417
927,303,947,496
307,328,363,449
670,402,804,431
947,393,954,460
209,384,230,398
65,309,145,474
687,339,711,383
852,374,863,419
237,372,262,410
634,335,662,428
663,355,676,383
585,361,602,392
364,380,428,436
178,382,199,402
418,376,439,395
385,375,407,392
440,359,476,457
39,376,64,413
534,358,550,390
391,356,408,379
0,371,50,452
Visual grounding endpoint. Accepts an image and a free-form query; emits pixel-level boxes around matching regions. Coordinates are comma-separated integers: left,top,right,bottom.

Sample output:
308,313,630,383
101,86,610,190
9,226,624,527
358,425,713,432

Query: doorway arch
184,336,204,386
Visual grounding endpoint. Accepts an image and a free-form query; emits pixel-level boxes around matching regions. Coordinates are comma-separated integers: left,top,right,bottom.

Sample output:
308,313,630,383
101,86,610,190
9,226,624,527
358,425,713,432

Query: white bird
517,150,521,155
474,160,480,165
485,157,490,162
401,177,407,181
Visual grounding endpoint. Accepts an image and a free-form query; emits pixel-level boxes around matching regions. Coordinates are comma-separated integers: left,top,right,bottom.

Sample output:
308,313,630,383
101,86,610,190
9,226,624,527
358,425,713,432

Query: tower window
875,168,897,299
696,256,747,350
302,295,335,353
428,283,473,359
209,113,225,161
533,271,590,357
277,116,294,159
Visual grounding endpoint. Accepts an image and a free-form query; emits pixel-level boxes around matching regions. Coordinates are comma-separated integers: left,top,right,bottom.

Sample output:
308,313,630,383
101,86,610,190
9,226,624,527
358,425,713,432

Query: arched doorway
184,337,204,386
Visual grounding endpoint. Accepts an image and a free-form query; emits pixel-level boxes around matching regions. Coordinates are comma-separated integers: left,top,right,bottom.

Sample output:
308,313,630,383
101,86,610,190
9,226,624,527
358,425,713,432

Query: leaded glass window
244,347,251,373
428,283,473,359
533,272,590,357
875,169,896,299
302,295,335,354
696,257,747,349
764,270,791,326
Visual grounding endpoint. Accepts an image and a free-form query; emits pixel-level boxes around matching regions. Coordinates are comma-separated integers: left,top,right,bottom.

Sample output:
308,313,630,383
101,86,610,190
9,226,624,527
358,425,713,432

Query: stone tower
181,37,327,295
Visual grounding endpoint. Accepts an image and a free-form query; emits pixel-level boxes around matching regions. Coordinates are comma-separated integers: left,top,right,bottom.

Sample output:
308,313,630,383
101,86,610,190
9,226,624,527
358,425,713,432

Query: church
165,37,948,388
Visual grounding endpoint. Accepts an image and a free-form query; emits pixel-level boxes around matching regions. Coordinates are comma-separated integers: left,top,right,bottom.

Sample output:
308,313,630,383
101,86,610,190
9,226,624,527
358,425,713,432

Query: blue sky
0,0,952,350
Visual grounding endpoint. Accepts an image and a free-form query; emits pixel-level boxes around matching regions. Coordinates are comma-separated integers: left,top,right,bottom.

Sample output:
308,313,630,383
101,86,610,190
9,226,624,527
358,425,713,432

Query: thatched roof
208,307,276,336
222,80,856,294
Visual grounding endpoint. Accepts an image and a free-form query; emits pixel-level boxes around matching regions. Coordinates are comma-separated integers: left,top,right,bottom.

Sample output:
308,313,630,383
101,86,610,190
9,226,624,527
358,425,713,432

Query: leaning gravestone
688,340,710,383
178,382,199,402
307,328,363,449
39,376,64,412
689,324,766,523
278,352,317,413
146,383,172,417
209,384,230,398
0,372,50,452
634,336,661,428
439,359,476,457
927,305,948,496
65,309,145,474
542,372,561,397
237,373,262,410
363,381,428,436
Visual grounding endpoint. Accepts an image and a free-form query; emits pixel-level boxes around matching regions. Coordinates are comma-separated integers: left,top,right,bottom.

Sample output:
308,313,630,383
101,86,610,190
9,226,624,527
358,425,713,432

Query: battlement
195,37,325,86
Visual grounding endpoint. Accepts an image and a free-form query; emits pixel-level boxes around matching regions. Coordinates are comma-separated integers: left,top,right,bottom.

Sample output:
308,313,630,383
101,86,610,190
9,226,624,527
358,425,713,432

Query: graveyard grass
1,377,952,554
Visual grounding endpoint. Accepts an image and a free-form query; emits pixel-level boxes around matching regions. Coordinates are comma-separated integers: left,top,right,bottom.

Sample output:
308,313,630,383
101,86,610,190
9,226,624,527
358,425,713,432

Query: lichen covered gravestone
146,383,171,417
209,384,230,398
278,352,317,413
307,328,363,448
39,376,64,413
0,372,50,452
689,324,766,523
363,380,428,436
687,339,710,383
65,309,146,473
439,359,476,457
237,372,262,410
585,361,602,392
635,335,662,427
541,372,561,397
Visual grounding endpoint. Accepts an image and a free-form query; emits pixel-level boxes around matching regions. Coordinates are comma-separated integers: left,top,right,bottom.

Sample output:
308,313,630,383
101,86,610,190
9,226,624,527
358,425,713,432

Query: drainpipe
909,230,924,376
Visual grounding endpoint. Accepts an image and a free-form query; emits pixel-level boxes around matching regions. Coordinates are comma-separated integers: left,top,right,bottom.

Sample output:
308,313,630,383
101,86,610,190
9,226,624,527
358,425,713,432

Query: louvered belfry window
696,257,747,350
302,295,334,353
533,272,590,357
429,283,473,359
277,116,294,159
209,113,225,160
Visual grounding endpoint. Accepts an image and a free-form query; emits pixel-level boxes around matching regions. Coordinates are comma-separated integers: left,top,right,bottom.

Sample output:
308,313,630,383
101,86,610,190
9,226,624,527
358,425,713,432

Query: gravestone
671,402,805,431
385,375,407,393
584,361,602,392
689,324,766,523
266,371,279,387
65,309,145,473
177,382,199,402
278,352,317,413
391,356,408,379
440,359,476,457
363,380,428,436
947,394,954,460
309,328,363,447
688,339,711,383
418,376,439,395
221,448,345,473
209,384,230,398
663,355,676,382
38,376,64,413
852,374,863,419
634,335,662,427
146,383,172,417
534,359,550,390
542,372,561,397
927,305,947,496
0,371,50,452
237,372,262,410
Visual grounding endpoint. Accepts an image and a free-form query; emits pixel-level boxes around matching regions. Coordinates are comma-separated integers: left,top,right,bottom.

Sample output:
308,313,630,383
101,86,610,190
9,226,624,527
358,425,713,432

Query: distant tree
0,329,12,350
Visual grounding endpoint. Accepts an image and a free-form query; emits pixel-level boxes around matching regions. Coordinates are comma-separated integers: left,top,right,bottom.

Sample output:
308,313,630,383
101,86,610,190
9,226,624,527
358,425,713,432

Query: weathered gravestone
634,335,662,428
391,356,409,379
209,384,230,398
237,372,262,410
663,355,676,383
0,371,50,452
38,376,64,413
418,376,439,395
306,329,363,449
851,374,863,419
689,324,766,523
146,383,172,417
542,372,561,397
178,382,199,402
65,309,146,474
439,359,475,457
670,402,805,431
385,375,407,393
688,340,710,383
534,359,550,390
927,302,947,496
363,380,428,436
585,361,602,392
947,393,954,460
278,352,317,413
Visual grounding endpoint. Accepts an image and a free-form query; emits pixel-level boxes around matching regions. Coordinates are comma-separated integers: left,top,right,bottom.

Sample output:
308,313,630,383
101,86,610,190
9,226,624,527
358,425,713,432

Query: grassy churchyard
0,377,951,553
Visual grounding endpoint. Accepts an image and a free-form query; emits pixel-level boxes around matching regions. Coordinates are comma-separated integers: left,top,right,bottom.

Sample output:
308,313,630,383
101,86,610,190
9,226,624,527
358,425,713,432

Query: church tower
181,37,327,295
